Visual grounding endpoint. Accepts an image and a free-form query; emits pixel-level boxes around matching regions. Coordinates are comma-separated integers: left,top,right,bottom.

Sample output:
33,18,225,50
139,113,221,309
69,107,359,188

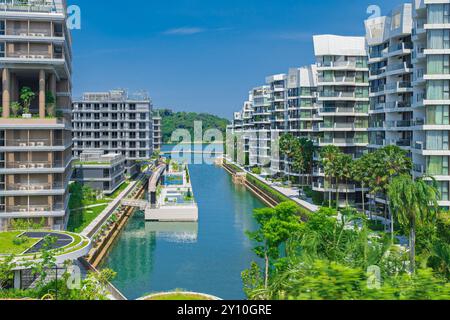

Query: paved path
70,203,109,212
227,160,320,213
81,179,140,238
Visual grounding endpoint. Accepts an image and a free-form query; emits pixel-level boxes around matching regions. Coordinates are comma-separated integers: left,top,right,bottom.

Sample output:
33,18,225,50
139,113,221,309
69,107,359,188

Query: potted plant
10,102,22,117
45,91,56,117
20,87,35,119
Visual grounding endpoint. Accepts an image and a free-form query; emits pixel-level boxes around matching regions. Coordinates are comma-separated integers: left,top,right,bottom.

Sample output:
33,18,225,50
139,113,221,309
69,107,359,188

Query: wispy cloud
163,27,206,35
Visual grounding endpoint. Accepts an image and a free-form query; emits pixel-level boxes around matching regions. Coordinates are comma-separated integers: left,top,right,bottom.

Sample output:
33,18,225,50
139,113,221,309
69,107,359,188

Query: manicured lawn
105,181,130,200
67,204,108,233
0,232,39,255
144,293,215,300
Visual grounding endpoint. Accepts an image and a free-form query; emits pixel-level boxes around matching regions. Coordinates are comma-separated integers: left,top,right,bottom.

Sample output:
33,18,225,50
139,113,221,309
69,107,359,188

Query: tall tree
320,145,342,208
246,202,302,289
388,175,439,273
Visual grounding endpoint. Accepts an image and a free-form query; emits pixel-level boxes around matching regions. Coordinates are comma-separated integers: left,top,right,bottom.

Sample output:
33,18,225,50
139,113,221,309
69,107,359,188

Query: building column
39,69,46,118
13,270,21,289
2,68,10,118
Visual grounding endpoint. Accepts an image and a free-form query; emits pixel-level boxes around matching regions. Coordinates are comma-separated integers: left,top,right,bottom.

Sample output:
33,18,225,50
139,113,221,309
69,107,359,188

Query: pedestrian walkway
227,159,320,213
81,178,139,238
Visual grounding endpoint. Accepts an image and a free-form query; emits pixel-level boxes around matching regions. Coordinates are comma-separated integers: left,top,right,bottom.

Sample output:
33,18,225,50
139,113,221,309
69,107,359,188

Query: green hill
157,109,230,143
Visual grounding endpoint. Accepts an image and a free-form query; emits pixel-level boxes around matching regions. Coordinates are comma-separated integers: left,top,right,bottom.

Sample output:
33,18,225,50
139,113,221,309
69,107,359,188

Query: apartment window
140,113,146,120
140,142,146,148
427,80,450,100
426,131,449,150
427,105,450,125
139,123,146,129
129,104,136,111
129,123,136,129
428,30,450,49
427,156,449,175
428,55,450,74
0,42,4,58
437,181,449,201
129,114,136,120
0,21,4,35
111,104,118,110
139,132,146,139
139,151,146,158
428,4,450,24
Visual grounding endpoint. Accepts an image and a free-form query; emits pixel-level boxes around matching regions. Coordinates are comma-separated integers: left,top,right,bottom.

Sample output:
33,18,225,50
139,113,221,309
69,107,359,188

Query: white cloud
163,27,206,35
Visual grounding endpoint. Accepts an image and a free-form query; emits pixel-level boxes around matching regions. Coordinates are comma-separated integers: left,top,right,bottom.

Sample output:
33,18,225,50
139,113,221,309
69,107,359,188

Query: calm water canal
102,146,265,300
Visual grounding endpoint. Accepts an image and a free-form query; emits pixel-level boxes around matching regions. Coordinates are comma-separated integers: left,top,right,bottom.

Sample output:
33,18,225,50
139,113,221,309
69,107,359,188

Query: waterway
101,145,265,300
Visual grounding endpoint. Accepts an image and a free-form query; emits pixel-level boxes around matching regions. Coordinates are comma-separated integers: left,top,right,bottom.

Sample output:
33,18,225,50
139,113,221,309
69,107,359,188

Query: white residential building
412,0,450,208
312,35,370,206
0,0,73,231
366,4,414,154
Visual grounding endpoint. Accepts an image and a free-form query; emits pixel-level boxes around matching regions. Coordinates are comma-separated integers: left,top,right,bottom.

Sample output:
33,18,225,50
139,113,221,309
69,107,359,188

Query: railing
3,139,69,147
318,61,367,69
0,1,56,13
2,204,66,214
386,62,412,72
318,137,368,144
388,43,413,53
5,159,70,169
318,76,357,83
313,183,357,192
321,107,368,114
320,92,364,98
2,183,65,191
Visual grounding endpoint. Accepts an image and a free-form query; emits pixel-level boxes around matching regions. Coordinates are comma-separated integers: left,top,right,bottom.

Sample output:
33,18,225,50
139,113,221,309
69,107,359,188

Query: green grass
0,232,39,255
105,181,130,199
67,205,108,233
144,293,214,301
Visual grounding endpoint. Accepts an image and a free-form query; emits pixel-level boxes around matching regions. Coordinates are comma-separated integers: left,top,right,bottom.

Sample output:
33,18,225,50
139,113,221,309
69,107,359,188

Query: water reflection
145,222,198,243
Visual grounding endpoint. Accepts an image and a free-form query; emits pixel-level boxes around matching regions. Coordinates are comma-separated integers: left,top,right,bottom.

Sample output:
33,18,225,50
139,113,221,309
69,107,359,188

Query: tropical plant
45,91,56,117
388,175,440,273
10,102,22,117
352,153,373,215
0,255,16,289
320,145,342,208
245,202,302,290
20,87,35,114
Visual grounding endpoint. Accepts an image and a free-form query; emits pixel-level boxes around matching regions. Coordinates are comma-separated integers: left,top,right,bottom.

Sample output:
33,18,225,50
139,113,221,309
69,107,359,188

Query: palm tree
352,154,373,215
279,134,302,184
320,145,342,208
376,146,412,238
299,138,315,186
340,154,354,207
388,175,439,273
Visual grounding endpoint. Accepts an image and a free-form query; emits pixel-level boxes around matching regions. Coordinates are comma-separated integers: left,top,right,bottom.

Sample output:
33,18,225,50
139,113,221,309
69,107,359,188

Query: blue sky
70,0,407,118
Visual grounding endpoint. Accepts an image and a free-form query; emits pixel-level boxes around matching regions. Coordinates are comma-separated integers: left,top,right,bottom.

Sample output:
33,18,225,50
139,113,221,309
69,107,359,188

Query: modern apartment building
312,35,370,206
152,111,162,151
72,151,126,195
227,1,450,209
0,0,73,231
366,4,414,154
365,4,414,209
412,0,450,208
72,89,154,176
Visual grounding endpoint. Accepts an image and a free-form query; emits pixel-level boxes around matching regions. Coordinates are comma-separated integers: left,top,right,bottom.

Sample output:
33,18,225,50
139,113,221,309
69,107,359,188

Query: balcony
0,1,57,13
319,91,368,100
317,61,367,69
319,106,369,115
1,138,71,151
386,62,412,74
318,137,368,146
313,182,357,192
0,203,67,217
